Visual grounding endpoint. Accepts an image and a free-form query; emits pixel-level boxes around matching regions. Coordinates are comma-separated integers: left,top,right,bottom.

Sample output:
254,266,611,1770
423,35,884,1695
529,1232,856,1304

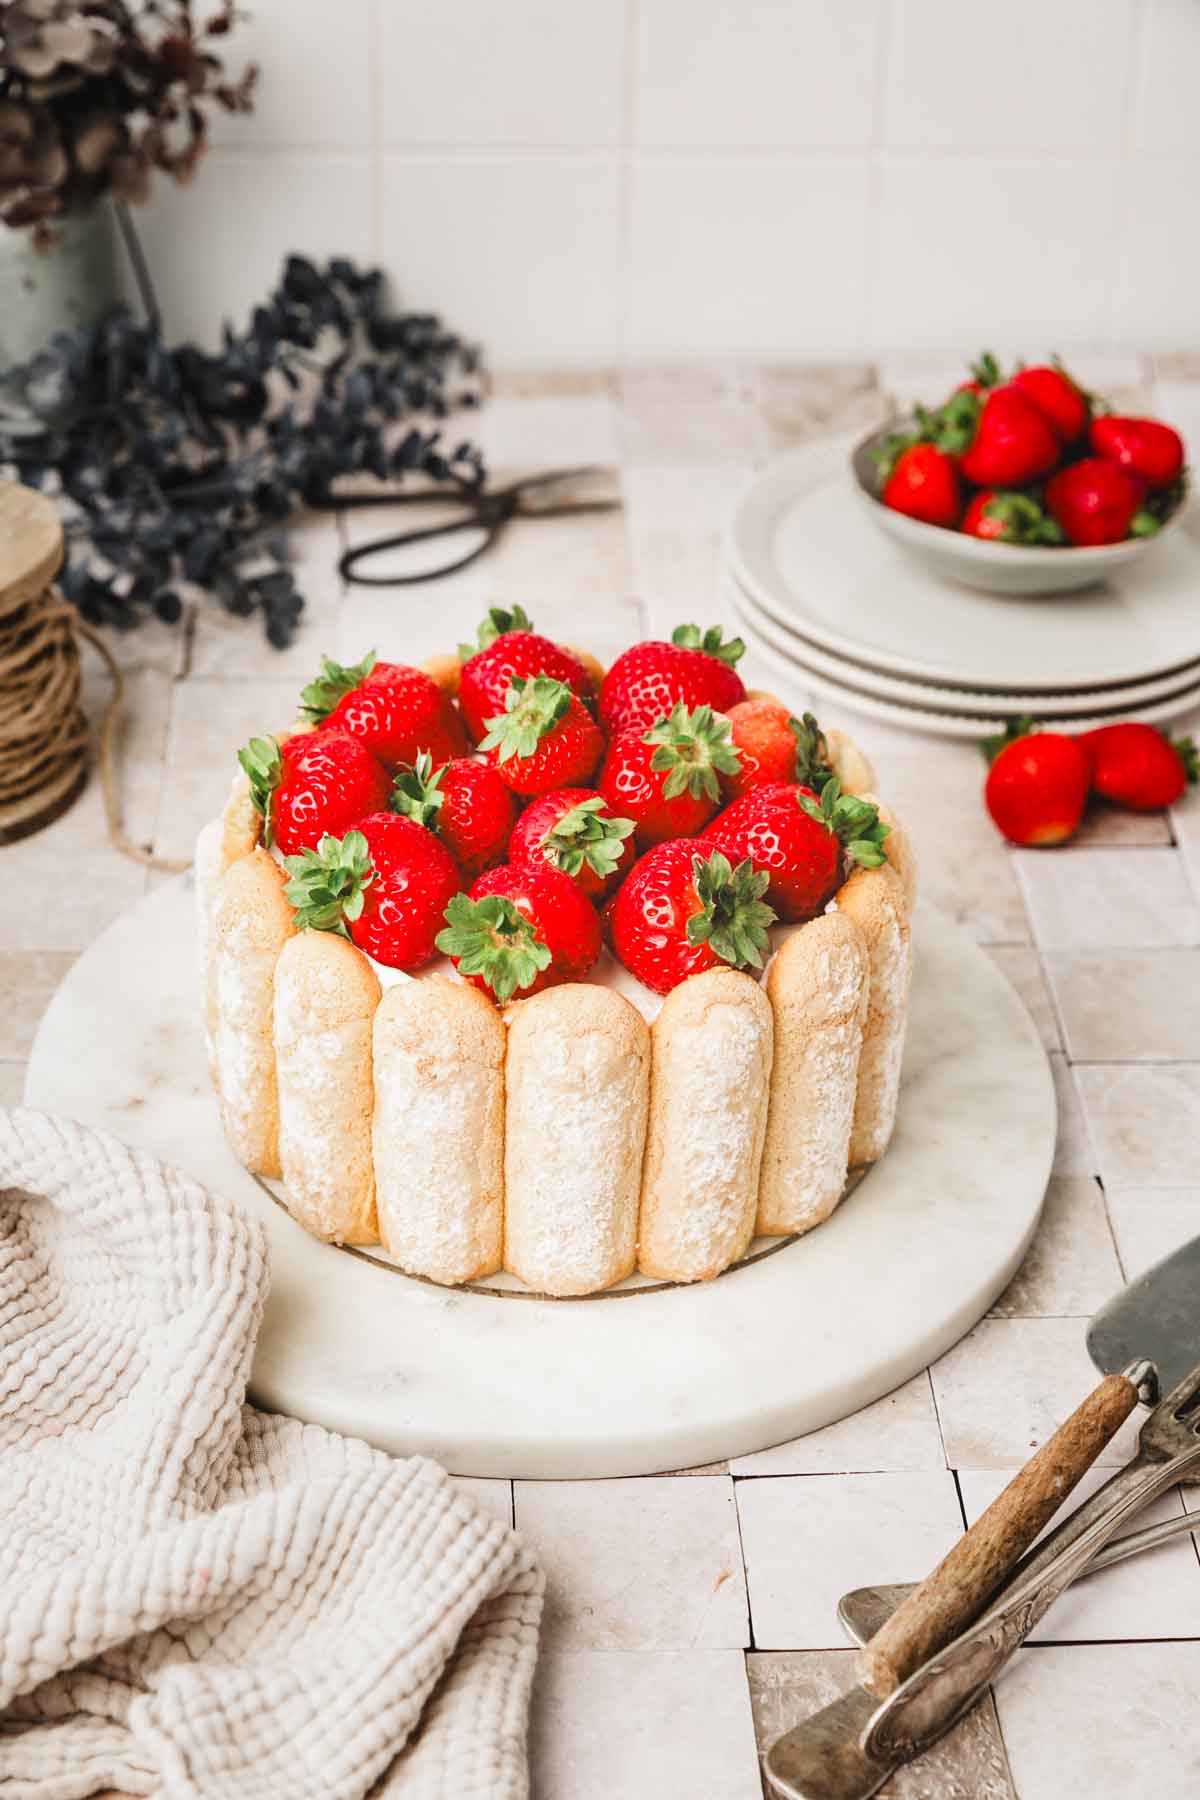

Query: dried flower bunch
0,255,486,645
0,0,255,239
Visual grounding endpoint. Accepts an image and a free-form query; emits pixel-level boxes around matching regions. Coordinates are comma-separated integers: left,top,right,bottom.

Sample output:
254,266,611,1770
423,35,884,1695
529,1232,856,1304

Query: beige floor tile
513,1476,748,1652
1014,847,1200,949
746,1649,1015,1800
2,779,149,953
1050,1054,1100,1178
0,954,78,1060
620,364,763,464
1106,1187,1200,1281
1072,799,1173,847
930,1318,1142,1471
989,1178,1122,1319
154,676,302,863
471,389,621,474
735,1472,961,1649
529,1648,761,1800
0,1064,28,1106
995,1641,1200,1800
1074,1064,1200,1187
960,1467,1200,1642
755,362,887,453
986,946,1063,1051
1045,949,1200,1062
729,1373,945,1477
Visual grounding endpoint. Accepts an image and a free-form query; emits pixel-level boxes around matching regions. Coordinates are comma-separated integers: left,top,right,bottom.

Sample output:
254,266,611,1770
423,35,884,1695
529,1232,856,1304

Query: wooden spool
0,481,89,844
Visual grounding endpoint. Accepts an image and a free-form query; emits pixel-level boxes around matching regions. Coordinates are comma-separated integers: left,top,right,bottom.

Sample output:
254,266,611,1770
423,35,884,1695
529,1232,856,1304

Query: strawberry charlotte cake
196,609,916,1296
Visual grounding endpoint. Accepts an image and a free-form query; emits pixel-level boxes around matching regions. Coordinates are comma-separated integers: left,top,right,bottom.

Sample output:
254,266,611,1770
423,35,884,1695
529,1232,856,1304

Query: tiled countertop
11,359,1200,1800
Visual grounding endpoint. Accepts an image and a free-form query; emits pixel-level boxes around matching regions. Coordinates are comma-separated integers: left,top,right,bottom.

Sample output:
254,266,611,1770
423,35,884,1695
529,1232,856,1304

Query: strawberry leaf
1173,734,1199,784
282,829,375,936
391,749,445,829
670,622,746,667
788,711,835,792
237,734,282,844
644,701,742,802
540,795,634,879
435,891,551,1003
979,715,1039,765
981,492,1064,545
796,778,890,868
298,651,377,723
458,604,534,662
686,850,775,970
969,350,1003,388
478,675,573,763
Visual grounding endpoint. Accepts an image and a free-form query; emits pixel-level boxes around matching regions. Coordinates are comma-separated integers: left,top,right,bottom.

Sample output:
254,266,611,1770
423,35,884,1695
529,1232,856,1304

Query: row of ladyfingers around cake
196,788,915,1296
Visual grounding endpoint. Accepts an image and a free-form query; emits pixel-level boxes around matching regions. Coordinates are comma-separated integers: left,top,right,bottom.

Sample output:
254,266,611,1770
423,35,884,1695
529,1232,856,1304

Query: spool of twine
0,481,187,870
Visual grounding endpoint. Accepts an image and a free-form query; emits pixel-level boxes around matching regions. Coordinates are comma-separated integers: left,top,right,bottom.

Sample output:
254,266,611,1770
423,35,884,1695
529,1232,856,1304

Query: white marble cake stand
24,878,1055,1479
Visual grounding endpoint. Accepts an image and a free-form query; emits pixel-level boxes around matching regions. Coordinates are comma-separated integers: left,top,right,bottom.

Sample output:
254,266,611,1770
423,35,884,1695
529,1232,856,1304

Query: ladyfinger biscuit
211,848,297,1177
638,968,774,1282
373,979,505,1284
273,931,381,1245
194,815,228,1080
504,984,650,1295
860,792,917,909
421,652,462,696
756,915,869,1237
836,864,911,1165
566,645,607,692
825,727,876,796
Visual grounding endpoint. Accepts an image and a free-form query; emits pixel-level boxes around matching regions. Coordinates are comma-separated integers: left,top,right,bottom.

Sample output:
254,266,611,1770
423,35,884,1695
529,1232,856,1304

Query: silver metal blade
1087,1235,1200,1394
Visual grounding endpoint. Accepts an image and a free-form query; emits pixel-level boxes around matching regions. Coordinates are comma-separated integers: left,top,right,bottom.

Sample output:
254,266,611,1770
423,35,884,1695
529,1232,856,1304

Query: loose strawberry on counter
478,676,605,796
1089,416,1185,491
436,862,601,1003
961,490,1064,545
1043,458,1155,547
391,750,517,879
599,701,741,846
703,778,890,922
282,814,462,970
598,623,746,735
610,842,776,996
1080,722,1198,811
879,442,962,529
936,384,1061,488
508,789,636,901
983,722,1090,846
238,730,392,857
298,651,465,767
457,606,594,742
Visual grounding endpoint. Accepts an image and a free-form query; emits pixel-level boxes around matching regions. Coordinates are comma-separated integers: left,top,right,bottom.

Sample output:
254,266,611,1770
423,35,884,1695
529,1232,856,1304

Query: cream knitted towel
0,1108,543,1799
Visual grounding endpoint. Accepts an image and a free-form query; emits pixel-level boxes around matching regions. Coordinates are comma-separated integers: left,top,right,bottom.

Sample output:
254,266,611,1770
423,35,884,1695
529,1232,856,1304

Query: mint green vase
0,205,121,370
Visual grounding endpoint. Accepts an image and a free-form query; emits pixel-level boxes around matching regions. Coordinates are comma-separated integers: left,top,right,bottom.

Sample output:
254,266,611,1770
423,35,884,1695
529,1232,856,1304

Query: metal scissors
330,466,622,586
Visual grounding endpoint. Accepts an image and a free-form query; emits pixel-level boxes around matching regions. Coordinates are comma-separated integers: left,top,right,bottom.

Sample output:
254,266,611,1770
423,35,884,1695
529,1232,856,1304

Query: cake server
763,1235,1200,1800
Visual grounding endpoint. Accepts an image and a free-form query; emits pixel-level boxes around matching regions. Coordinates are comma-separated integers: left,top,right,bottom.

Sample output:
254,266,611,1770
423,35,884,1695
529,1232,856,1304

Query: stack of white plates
725,444,1200,739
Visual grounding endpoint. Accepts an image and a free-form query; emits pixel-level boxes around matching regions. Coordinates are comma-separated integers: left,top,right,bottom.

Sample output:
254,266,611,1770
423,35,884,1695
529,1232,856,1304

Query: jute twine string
0,583,188,872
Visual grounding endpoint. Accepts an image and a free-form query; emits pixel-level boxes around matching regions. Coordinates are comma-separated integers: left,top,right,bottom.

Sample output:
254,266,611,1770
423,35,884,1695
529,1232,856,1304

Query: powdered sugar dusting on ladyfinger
837,864,912,1165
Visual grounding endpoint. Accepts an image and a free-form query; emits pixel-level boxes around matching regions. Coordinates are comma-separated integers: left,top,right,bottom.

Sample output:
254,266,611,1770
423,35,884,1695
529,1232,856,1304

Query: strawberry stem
788,711,835,792
1173,735,1199,784
298,651,377,723
796,778,890,869
458,604,534,662
540,796,634,879
478,675,573,763
644,701,742,801
282,830,375,935
435,891,552,1003
686,850,776,970
979,715,1039,765
391,750,445,829
670,623,745,667
236,734,282,844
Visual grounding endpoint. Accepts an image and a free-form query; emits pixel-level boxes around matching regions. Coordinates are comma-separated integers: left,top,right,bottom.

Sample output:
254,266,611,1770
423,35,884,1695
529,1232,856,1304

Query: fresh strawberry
610,841,776,996
282,814,462,971
598,624,746,735
880,442,961,529
436,862,601,1003
1089,415,1185,491
508,788,636,901
238,730,391,857
478,676,605,796
949,350,1003,402
391,750,517,879
982,720,1090,846
598,702,741,846
298,651,465,768
457,606,594,742
703,779,889,922
1079,722,1198,811
961,490,1064,545
1043,458,1155,547
1010,363,1090,445
722,704,839,800
936,385,1061,488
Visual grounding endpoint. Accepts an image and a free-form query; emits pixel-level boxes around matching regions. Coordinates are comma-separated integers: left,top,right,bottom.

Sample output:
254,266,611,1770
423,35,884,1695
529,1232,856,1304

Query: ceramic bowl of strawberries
851,351,1189,597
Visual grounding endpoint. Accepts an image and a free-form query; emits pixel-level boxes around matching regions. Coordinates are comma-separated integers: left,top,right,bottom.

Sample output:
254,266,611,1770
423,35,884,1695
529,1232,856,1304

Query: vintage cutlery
764,1236,1200,1800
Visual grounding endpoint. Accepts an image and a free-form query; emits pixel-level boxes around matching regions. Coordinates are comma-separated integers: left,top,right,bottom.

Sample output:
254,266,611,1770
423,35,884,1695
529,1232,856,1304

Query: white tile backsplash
127,4,1200,364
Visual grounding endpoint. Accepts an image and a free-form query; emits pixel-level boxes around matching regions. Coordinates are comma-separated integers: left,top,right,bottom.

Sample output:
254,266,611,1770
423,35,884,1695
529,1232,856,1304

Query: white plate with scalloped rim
727,440,1200,695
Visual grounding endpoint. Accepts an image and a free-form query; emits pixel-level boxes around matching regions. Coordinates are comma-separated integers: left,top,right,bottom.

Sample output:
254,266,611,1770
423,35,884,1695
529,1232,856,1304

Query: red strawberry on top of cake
478,676,605,796
457,605,595,742
436,861,602,1002
238,729,392,856
508,789,636,901
598,702,741,846
598,623,747,734
298,651,465,767
609,840,775,995
703,779,889,922
282,813,462,970
391,751,517,880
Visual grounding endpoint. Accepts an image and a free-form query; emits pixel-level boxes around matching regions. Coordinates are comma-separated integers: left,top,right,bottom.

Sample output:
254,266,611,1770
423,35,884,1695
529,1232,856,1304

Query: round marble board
24,877,1056,1479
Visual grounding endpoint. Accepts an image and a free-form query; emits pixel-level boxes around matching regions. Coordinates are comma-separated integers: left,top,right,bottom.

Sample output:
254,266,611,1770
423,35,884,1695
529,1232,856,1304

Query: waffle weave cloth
0,1107,543,1799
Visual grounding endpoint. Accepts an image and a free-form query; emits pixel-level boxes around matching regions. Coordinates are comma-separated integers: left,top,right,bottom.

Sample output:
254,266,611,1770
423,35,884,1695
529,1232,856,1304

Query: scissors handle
336,490,514,588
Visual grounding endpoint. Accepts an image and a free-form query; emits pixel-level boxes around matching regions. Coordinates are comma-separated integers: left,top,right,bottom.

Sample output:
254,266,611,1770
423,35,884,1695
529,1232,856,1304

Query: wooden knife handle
858,1370,1139,1698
